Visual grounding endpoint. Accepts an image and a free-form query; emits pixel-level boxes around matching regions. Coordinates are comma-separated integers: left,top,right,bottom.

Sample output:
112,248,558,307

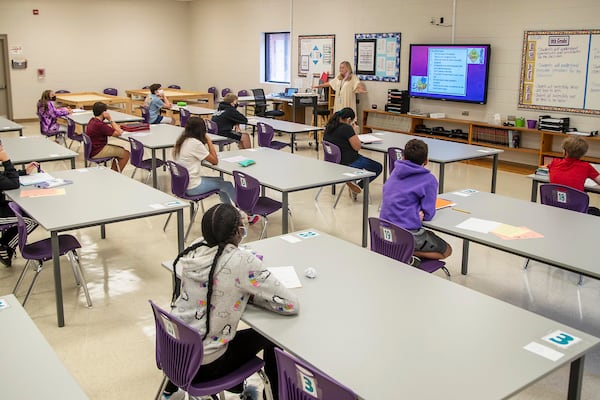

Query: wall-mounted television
408,44,491,104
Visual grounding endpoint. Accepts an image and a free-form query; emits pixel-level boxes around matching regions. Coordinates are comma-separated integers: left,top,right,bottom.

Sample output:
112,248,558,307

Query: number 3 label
542,330,581,348
297,369,318,398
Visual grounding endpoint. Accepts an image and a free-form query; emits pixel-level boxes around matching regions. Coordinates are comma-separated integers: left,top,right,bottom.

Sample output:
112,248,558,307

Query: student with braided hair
161,203,299,400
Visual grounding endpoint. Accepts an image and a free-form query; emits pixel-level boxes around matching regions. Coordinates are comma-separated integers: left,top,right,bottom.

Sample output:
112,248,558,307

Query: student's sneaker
248,214,260,225
0,244,14,267
346,181,361,201
409,256,422,268
240,384,261,400
161,390,185,400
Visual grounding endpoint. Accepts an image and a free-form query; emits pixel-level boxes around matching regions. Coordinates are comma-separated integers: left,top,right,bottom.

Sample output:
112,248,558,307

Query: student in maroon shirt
87,102,130,172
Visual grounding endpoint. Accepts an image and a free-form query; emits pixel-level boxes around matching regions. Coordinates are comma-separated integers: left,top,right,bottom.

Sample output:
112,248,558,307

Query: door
0,35,13,119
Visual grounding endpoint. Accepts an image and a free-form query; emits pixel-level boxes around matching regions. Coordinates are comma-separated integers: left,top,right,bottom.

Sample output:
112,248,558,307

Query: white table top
208,147,373,192
0,294,89,398
5,167,187,232
171,105,215,116
246,116,322,133
242,231,599,399
67,110,142,127
362,130,503,162
0,116,23,132
424,190,600,279
3,136,78,165
119,124,227,150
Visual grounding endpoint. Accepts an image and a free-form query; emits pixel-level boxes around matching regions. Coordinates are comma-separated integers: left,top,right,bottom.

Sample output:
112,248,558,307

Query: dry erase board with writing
298,35,336,78
519,30,600,115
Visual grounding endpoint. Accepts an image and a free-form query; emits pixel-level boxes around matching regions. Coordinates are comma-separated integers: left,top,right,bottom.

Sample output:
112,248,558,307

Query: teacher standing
313,61,367,113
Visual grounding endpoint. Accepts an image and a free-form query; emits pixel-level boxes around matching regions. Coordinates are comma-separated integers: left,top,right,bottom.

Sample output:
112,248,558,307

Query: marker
452,207,471,214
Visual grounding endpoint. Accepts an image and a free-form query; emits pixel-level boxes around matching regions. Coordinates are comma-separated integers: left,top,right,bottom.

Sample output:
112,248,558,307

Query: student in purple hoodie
380,138,452,261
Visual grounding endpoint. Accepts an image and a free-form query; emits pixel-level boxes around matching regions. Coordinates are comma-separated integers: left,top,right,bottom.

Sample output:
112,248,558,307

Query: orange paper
20,188,66,198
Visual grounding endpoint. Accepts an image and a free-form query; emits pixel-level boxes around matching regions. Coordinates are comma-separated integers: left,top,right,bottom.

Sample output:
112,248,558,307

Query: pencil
452,208,471,214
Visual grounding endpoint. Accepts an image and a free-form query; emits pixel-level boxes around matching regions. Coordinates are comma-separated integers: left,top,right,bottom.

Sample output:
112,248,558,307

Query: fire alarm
33,9,39,15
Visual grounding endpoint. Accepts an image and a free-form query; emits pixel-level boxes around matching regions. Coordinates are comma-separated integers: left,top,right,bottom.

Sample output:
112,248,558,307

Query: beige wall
3,0,600,134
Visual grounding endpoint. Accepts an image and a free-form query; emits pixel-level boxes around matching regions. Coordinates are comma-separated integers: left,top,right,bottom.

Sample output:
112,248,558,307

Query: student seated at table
322,107,382,199
0,146,39,267
548,136,600,215
145,83,173,125
161,203,298,400
87,102,130,172
211,93,252,149
380,138,452,261
37,89,72,133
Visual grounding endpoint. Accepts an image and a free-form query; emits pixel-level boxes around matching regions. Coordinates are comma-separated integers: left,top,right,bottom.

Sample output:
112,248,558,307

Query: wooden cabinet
361,109,600,168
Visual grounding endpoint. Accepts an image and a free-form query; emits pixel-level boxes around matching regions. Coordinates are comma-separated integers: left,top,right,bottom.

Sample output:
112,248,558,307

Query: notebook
435,198,456,210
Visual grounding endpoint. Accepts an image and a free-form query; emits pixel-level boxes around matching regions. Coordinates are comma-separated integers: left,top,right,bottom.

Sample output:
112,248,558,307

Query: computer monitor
285,88,299,96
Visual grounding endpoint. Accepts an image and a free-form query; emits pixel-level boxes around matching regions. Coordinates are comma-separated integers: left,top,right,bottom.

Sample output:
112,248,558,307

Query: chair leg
259,217,269,239
441,266,451,278
13,260,32,295
163,213,172,232
258,368,274,400
154,375,168,400
184,203,199,242
131,168,138,179
333,185,346,209
314,187,323,202
523,259,530,270
69,250,92,307
577,274,583,286
22,261,44,307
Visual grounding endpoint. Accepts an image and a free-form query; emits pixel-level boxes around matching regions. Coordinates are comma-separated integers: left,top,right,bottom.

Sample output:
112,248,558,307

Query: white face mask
157,89,164,95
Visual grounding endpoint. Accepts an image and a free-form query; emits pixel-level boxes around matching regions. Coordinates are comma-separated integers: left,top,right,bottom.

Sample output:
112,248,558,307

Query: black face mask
51,96,57,101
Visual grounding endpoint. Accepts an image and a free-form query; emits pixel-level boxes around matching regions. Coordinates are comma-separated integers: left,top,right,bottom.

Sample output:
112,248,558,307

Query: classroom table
171,104,215,116
423,190,600,279
3,136,78,169
125,88,214,109
5,167,187,327
0,115,23,136
66,110,143,132
0,294,89,398
118,124,229,188
54,92,132,113
240,230,599,400
361,131,503,193
245,116,323,153
527,171,600,202
202,147,374,246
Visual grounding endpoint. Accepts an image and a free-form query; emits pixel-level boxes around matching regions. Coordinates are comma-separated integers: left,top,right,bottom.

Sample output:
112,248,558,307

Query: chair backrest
539,183,589,213
82,133,93,161
140,105,150,123
55,89,70,94
179,108,191,128
204,119,219,135
233,170,260,214
8,202,31,255
166,161,191,198
128,137,146,169
368,217,414,264
103,88,118,96
208,86,218,102
237,89,249,97
322,140,341,164
168,85,181,89
274,348,356,400
149,300,204,392
221,88,232,98
387,147,403,174
251,88,268,115
257,122,275,147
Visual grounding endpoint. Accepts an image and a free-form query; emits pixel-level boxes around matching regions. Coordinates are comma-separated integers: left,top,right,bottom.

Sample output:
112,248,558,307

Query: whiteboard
298,35,335,78
519,29,600,115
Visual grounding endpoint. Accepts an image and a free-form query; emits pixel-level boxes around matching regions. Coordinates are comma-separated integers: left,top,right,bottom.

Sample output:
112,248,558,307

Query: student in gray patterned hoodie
161,203,299,400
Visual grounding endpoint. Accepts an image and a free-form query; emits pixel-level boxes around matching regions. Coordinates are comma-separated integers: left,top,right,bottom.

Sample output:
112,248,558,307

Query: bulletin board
354,32,401,82
298,34,336,78
519,29,600,115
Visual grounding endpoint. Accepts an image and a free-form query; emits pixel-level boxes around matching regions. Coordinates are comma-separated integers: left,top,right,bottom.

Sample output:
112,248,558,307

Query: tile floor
1,122,599,399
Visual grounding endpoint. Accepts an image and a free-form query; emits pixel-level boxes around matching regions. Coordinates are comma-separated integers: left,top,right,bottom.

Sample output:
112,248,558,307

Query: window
264,32,290,84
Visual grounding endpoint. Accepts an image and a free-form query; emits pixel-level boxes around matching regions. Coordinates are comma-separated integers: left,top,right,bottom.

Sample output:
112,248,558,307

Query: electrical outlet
462,111,469,116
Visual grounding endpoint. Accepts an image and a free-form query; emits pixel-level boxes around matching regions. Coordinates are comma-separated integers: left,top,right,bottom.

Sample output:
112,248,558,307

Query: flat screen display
408,44,491,104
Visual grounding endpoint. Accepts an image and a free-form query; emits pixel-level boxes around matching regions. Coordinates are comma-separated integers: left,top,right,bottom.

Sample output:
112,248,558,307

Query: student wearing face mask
313,61,367,113
37,89,72,134
145,83,173,124
211,93,251,149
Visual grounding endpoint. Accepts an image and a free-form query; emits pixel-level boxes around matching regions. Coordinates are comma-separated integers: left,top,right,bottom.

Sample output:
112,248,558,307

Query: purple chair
103,88,118,96
233,170,284,239
163,161,219,242
207,86,218,104
9,202,92,307
368,217,450,277
274,348,356,400
237,89,249,97
167,85,181,89
66,117,82,152
251,88,284,118
205,119,234,151
140,105,150,124
178,107,190,128
387,147,403,175
221,88,232,98
38,120,67,146
314,141,346,208
55,89,70,93
82,133,121,171
149,300,268,400
539,183,589,213
257,122,289,150
128,137,166,185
